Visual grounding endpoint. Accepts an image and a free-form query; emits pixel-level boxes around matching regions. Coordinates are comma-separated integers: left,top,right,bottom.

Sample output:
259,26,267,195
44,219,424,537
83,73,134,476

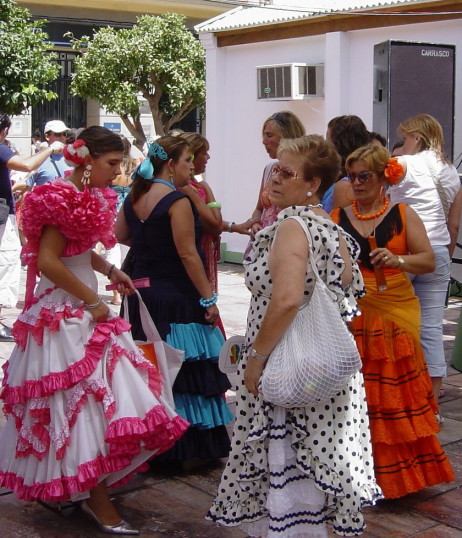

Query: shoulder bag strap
285,215,323,285
49,156,63,179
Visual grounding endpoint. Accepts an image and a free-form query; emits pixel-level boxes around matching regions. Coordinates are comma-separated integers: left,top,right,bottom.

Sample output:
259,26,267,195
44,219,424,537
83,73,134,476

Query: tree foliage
68,13,205,141
0,0,59,115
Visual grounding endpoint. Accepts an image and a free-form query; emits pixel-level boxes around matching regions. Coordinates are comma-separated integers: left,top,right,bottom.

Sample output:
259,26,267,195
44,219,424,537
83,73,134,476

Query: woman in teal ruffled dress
116,136,233,464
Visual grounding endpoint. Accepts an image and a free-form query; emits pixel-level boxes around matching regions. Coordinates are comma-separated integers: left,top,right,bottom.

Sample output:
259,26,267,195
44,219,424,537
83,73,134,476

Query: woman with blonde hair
388,113,462,417
244,111,305,258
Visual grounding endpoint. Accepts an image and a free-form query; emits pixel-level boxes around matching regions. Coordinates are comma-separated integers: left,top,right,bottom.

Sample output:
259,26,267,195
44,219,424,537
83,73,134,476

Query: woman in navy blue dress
116,136,232,464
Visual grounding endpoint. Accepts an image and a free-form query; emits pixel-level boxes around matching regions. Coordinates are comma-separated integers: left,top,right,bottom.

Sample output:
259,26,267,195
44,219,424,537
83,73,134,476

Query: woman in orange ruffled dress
331,143,454,498
0,127,188,534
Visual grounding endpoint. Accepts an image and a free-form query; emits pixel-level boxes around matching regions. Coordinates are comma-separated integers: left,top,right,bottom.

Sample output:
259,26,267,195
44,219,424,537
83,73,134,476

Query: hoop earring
82,164,92,186
379,185,385,202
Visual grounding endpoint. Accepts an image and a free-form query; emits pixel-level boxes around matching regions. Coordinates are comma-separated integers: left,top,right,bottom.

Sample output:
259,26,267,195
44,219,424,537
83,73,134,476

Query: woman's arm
370,206,435,274
90,250,135,294
115,206,132,246
7,143,63,173
170,197,219,325
447,186,462,257
332,180,351,210
38,226,109,321
247,166,272,237
244,219,308,396
179,182,223,235
222,218,253,236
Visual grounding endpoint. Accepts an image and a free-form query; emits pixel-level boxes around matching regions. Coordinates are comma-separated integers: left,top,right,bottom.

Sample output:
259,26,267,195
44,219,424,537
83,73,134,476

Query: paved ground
0,263,461,537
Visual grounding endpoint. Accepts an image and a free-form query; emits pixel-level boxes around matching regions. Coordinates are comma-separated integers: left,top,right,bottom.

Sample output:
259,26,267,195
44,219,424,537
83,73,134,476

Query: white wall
201,17,462,255
202,33,326,254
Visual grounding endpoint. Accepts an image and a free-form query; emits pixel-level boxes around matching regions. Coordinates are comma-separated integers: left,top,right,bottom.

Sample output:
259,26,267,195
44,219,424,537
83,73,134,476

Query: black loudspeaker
373,40,455,159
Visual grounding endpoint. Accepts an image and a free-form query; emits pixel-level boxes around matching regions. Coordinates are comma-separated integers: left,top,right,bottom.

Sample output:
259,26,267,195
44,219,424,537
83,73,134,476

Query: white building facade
197,1,462,260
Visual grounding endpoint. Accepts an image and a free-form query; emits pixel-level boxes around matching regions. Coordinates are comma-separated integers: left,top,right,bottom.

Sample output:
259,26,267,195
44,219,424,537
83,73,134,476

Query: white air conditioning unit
257,63,324,100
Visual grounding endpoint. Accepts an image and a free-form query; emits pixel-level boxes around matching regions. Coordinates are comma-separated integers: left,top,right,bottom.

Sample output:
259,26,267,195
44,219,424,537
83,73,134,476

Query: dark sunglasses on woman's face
347,171,374,183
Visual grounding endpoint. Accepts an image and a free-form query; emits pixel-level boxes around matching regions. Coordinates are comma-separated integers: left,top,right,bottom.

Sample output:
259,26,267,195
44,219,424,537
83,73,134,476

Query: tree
0,0,59,115
68,13,205,143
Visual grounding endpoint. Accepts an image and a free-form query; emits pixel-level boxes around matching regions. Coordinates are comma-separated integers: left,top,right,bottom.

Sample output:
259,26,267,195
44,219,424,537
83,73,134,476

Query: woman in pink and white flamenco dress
0,127,188,535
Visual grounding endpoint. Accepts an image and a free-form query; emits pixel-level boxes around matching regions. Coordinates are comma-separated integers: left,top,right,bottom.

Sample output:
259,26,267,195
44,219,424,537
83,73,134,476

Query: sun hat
44,120,68,134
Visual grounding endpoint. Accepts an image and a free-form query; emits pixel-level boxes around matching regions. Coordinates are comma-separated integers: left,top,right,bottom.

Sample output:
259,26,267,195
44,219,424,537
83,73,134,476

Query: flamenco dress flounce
0,181,188,502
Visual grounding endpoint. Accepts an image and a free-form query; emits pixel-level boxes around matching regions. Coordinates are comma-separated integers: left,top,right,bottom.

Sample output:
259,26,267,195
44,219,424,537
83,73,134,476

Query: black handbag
0,198,10,225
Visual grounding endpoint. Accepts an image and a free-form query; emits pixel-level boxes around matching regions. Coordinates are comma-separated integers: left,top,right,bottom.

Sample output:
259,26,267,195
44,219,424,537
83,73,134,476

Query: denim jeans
409,245,450,377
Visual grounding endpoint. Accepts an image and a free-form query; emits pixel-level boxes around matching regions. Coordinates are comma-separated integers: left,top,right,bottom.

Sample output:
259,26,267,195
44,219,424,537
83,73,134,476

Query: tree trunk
120,113,145,149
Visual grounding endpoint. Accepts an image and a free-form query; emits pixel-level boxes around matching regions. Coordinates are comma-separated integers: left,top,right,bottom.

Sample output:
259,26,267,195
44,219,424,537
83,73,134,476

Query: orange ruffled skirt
350,271,454,498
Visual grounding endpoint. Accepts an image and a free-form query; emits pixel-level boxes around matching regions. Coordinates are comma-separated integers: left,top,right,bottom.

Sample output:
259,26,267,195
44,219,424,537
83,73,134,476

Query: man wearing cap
0,113,65,341
26,120,72,189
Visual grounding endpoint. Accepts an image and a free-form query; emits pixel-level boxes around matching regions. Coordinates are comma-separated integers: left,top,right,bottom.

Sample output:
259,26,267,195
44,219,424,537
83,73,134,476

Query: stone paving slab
414,488,462,531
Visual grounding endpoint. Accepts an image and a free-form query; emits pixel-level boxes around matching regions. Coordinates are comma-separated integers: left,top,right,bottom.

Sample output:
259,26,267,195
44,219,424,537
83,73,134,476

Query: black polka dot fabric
206,208,382,536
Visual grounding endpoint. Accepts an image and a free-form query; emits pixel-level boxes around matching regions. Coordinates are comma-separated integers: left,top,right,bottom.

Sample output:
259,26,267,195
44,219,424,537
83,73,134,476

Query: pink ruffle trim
20,182,117,304
105,407,189,457
0,414,188,502
21,182,117,261
109,341,162,398
2,316,132,404
12,303,85,350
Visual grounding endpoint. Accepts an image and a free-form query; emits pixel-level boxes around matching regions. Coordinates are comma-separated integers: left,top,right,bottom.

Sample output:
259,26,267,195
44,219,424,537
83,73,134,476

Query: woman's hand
178,184,197,198
244,356,266,397
250,222,262,238
232,219,254,236
370,247,400,268
204,304,219,326
109,267,136,295
90,300,110,323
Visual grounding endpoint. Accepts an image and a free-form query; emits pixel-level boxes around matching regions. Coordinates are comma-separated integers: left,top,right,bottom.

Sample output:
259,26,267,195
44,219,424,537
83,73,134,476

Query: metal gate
31,51,87,136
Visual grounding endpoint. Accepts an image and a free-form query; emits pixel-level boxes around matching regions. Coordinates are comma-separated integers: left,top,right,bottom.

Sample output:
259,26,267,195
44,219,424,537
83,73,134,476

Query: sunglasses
270,112,289,126
347,170,374,183
52,132,67,137
272,164,299,181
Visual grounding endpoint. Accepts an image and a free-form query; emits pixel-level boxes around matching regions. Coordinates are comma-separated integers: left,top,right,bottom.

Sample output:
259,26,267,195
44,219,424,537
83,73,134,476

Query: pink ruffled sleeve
21,181,117,259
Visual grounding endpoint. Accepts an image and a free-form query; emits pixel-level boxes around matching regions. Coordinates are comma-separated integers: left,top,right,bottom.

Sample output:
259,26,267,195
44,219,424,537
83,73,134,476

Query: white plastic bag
123,290,184,409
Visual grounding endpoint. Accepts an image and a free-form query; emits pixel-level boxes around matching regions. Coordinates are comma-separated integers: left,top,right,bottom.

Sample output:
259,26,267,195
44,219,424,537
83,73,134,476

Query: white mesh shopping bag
260,217,361,408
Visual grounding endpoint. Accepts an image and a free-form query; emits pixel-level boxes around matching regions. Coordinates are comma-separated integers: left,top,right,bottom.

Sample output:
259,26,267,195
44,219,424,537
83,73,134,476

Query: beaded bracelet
85,297,102,309
107,264,115,279
199,292,218,308
206,201,222,209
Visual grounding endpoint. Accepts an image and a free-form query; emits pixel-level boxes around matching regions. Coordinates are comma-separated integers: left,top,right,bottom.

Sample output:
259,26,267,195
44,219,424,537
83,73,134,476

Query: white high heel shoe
80,499,140,535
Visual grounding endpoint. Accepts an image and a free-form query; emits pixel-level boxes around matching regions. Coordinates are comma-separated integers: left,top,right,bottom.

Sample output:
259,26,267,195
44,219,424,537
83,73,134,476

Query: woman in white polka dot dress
207,135,382,537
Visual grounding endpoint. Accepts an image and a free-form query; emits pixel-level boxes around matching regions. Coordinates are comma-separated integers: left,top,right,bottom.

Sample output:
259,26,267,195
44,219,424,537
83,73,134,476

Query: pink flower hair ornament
384,157,404,185
63,139,90,167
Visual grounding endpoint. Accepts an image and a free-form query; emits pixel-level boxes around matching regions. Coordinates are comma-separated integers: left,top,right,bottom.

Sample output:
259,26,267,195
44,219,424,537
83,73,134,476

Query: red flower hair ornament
384,157,404,185
63,139,90,167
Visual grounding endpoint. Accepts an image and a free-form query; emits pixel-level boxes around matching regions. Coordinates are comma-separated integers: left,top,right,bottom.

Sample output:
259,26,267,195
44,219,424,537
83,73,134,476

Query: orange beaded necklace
352,198,389,221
